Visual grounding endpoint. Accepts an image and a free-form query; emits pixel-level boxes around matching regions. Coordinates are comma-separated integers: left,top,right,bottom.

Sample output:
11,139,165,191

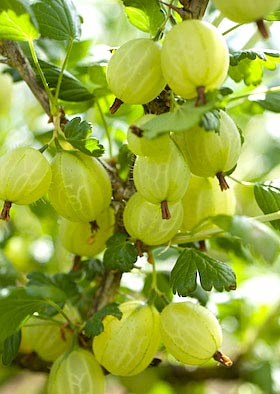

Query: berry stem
195,86,206,106
109,98,123,114
216,172,229,191
256,19,269,39
213,350,233,367
161,200,171,220
0,201,12,221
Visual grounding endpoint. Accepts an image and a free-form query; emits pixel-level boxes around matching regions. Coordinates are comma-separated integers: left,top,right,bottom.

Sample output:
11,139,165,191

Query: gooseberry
93,301,160,376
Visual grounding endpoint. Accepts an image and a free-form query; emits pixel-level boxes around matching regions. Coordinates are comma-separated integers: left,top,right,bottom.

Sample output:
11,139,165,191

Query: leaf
142,101,215,139
63,117,105,157
170,248,236,296
254,180,280,230
229,49,280,86
38,60,94,102
121,0,165,35
0,0,39,41
0,287,51,343
27,271,79,301
213,215,280,263
2,331,21,366
257,92,280,113
103,233,138,272
84,303,122,337
200,109,221,133
265,9,280,21
31,0,81,41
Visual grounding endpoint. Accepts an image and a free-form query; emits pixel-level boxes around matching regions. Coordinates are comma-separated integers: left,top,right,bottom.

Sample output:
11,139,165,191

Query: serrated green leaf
0,287,51,343
103,233,138,272
84,303,122,337
38,60,94,102
2,331,21,366
142,101,215,139
257,92,280,113
63,117,105,157
254,180,280,230
122,0,165,35
31,0,81,41
229,49,280,86
170,248,236,296
213,215,280,263
0,0,39,41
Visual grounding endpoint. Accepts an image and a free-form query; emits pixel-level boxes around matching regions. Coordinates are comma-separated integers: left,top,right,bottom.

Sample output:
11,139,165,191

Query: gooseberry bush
0,1,280,393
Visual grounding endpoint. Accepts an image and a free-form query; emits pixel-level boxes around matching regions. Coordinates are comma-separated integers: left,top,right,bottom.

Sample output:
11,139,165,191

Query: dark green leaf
121,0,165,35
257,92,280,113
103,233,138,272
63,117,105,157
142,101,215,139
38,60,94,102
2,331,21,366
84,303,122,337
0,287,51,343
0,0,39,40
254,180,280,230
27,271,79,301
31,0,81,41
213,215,280,263
229,49,280,86
170,248,236,296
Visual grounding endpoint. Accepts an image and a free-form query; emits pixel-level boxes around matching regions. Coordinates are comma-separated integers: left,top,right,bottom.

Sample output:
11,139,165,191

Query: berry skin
172,110,241,188
123,192,183,245
47,348,105,394
180,175,236,232
127,114,172,159
48,150,112,222
107,38,166,105
59,207,115,257
0,146,51,205
160,302,223,365
21,316,74,362
93,301,161,376
213,0,280,23
161,20,229,99
133,141,190,204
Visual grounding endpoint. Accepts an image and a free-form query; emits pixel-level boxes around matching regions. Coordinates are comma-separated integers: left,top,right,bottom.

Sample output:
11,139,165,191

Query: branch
0,40,50,116
179,0,209,19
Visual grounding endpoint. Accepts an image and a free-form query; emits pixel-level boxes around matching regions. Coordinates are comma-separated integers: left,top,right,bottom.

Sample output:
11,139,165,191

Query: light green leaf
0,0,39,41
31,0,81,41
254,180,280,230
170,248,236,296
213,215,280,263
122,0,165,35
229,49,280,86
141,101,215,139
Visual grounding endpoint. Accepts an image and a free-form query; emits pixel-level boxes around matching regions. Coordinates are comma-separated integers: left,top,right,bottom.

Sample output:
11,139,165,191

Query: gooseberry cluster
123,115,191,245
0,146,114,259
107,19,229,106
92,300,229,378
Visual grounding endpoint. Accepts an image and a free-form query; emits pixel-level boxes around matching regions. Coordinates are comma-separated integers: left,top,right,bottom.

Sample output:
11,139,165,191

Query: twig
0,40,50,115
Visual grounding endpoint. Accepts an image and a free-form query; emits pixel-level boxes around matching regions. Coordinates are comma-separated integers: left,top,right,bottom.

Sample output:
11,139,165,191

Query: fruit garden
0,0,280,393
